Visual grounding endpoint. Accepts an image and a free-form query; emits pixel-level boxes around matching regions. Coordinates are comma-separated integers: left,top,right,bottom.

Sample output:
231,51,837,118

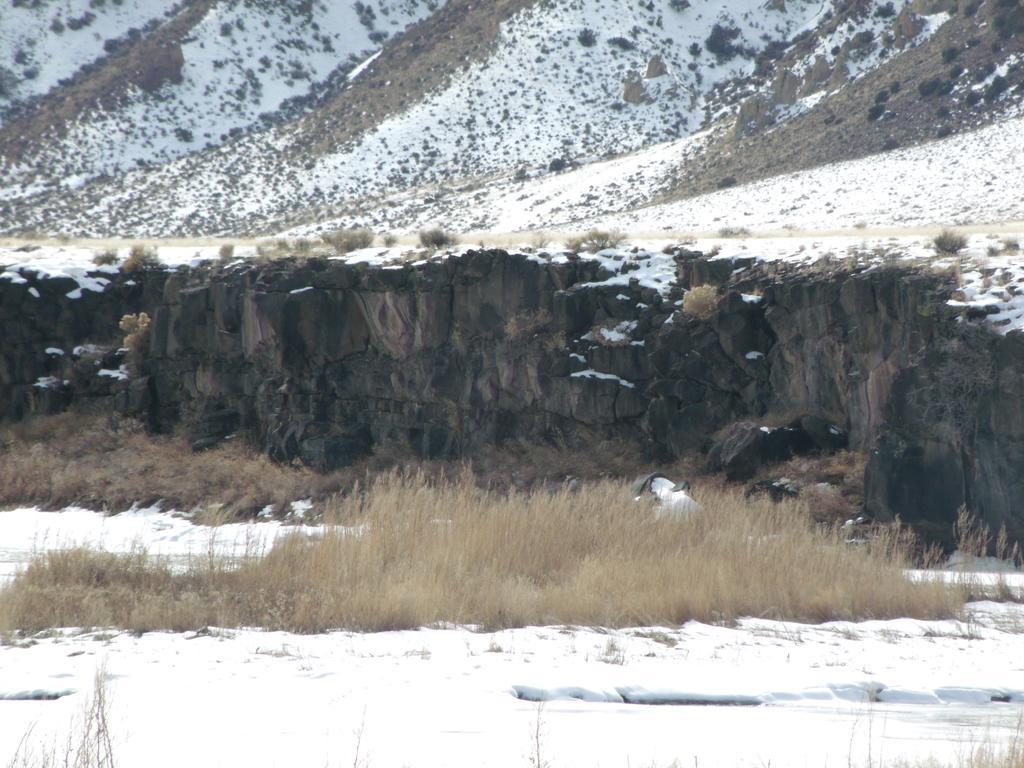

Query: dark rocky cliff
2,249,1019,545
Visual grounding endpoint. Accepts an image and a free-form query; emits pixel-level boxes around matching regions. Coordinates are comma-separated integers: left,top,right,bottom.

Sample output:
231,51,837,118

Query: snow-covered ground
0,506,304,586
596,116,1024,234
2,604,1024,767
311,111,1024,235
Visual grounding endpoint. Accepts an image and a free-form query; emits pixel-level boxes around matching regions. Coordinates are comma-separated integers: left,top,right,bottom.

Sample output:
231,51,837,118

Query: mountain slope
0,0,1021,237
0,0,442,186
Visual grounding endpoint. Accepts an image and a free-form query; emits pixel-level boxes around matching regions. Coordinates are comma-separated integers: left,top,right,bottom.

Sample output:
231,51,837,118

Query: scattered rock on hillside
622,76,649,105
645,55,668,79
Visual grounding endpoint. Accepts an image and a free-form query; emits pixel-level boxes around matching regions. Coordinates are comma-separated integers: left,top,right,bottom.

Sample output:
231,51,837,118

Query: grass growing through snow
5,666,115,768
0,472,963,634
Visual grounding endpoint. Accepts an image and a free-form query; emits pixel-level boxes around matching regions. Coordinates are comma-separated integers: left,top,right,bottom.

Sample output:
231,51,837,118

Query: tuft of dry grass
581,228,626,252
564,229,626,254
682,284,718,320
118,312,149,371
0,472,963,634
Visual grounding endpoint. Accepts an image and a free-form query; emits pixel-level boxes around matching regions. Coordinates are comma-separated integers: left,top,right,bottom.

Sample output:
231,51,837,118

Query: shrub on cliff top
582,228,626,252
122,245,160,272
419,227,459,250
91,249,118,267
322,227,374,254
565,229,626,254
933,229,968,256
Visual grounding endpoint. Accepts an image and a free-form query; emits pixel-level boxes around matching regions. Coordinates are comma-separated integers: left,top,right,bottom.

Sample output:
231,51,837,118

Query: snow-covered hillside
0,0,178,109
0,0,969,237
1,0,441,190
284,110,1024,235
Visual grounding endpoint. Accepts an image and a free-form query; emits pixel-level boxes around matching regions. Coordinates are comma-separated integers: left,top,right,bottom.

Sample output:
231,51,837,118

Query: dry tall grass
899,719,1024,768
322,227,374,254
0,414,664,515
0,413,352,516
0,473,962,634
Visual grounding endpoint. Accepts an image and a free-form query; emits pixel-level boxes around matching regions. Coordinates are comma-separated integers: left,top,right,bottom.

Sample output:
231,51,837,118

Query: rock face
707,417,847,480
2,249,1021,545
866,327,1024,545
145,251,657,469
0,265,164,420
622,77,649,104
644,56,668,79
135,43,185,93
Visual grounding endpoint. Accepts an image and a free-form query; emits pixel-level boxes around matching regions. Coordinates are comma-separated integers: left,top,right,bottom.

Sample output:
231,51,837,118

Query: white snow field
0,506,304,586
2,604,1024,767
2,506,1024,767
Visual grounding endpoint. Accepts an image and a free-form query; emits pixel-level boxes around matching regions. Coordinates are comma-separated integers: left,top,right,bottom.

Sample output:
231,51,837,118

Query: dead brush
581,228,626,252
322,227,374,255
505,309,552,339
418,227,458,250
119,312,150,371
934,229,968,256
90,249,118,267
682,284,718,320
564,229,626,254
121,245,160,273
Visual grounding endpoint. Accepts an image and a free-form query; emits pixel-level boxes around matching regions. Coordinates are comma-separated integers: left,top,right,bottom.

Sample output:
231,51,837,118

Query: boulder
644,55,668,79
892,8,925,46
622,77,649,104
